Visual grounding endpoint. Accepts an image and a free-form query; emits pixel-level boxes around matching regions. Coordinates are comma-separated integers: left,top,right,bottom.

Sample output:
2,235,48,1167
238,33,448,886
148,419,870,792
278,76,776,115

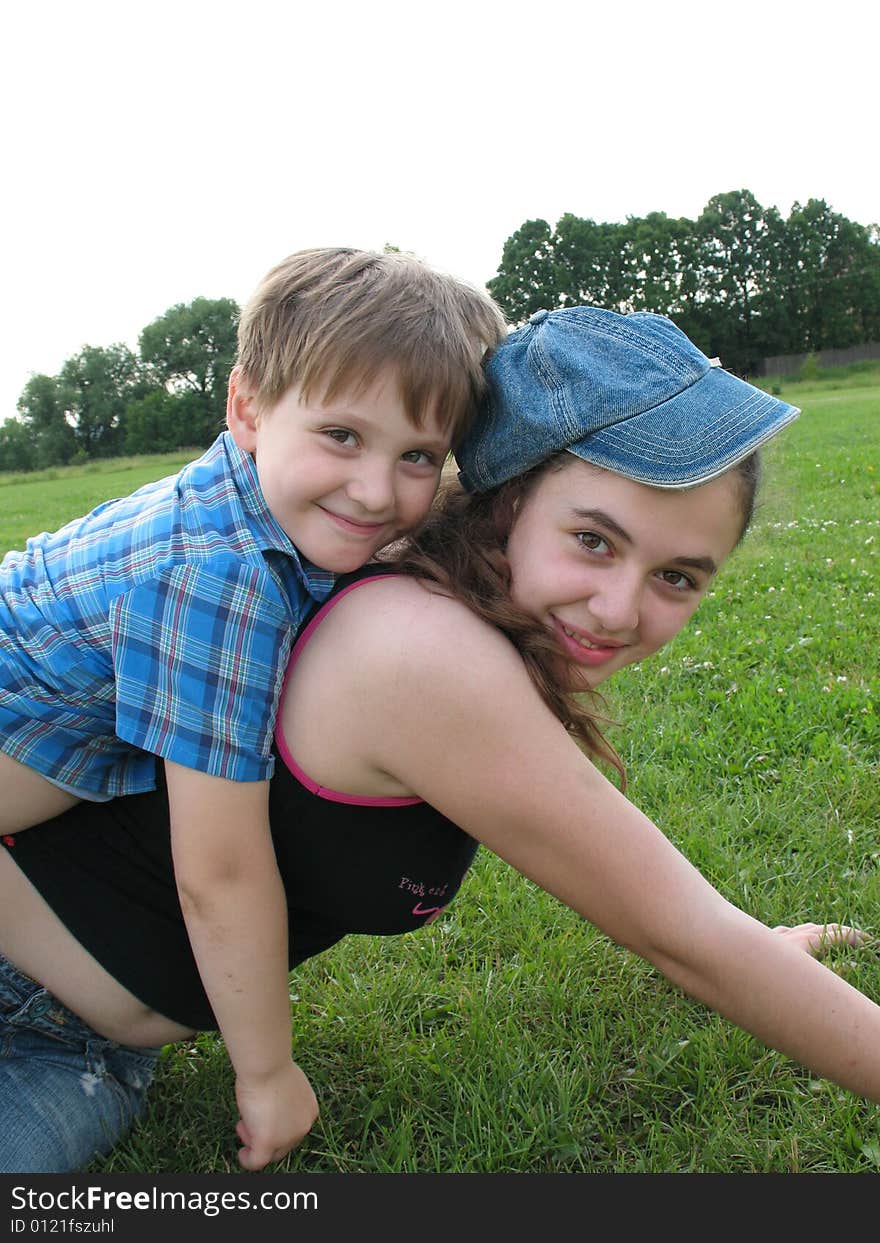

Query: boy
0,247,506,1166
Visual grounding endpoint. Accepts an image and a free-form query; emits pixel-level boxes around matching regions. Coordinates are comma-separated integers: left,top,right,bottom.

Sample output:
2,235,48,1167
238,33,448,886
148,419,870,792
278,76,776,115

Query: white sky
2,0,876,424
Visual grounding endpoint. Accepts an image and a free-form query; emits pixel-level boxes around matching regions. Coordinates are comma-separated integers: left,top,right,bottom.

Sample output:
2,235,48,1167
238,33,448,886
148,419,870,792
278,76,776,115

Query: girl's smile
553,617,627,668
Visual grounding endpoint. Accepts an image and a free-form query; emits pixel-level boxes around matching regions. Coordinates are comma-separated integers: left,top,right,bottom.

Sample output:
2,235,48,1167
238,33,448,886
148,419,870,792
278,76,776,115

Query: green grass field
0,452,200,553
2,372,879,1173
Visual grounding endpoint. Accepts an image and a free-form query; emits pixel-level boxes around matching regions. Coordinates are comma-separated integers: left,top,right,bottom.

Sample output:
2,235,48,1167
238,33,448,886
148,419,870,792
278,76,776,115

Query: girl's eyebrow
568,508,719,576
569,507,633,544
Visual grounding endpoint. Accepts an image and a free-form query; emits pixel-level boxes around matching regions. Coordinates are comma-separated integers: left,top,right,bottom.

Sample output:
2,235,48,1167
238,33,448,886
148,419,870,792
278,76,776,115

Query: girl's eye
576,531,610,554
657,569,697,592
324,428,358,447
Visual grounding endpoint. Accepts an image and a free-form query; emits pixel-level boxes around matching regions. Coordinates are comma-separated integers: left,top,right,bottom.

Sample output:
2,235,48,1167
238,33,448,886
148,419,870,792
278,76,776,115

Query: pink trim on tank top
274,575,423,807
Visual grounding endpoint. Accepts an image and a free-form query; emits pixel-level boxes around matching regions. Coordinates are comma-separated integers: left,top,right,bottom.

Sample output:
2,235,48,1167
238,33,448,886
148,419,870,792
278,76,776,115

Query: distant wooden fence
758,342,880,377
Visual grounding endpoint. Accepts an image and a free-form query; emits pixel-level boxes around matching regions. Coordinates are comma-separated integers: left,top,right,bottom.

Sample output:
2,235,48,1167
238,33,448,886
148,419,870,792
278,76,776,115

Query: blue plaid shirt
0,433,335,796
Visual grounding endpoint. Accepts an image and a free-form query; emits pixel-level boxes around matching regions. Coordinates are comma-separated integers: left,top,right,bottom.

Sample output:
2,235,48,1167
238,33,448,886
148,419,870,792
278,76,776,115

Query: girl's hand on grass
234,1060,319,1171
772,921,873,957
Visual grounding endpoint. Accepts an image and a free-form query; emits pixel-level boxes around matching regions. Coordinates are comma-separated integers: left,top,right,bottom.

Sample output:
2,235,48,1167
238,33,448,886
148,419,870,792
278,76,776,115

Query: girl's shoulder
309,573,526,685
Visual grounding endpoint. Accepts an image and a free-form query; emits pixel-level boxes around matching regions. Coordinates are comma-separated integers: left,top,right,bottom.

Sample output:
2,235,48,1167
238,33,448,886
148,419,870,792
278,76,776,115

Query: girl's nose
588,574,641,636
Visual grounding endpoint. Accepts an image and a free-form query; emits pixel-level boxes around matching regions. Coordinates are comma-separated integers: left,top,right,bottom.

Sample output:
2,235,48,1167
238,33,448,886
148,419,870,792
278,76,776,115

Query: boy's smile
227,366,450,573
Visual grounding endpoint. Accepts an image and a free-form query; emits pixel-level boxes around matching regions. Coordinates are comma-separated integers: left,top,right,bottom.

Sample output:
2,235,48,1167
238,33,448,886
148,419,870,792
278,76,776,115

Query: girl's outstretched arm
332,579,880,1104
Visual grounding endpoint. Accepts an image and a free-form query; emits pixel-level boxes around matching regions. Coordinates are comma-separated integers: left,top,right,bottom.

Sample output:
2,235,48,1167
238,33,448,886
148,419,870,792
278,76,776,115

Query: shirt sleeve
109,561,293,781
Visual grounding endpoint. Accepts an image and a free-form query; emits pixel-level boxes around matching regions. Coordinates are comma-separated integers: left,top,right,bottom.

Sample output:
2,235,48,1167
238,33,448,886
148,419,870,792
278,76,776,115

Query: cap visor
568,367,800,487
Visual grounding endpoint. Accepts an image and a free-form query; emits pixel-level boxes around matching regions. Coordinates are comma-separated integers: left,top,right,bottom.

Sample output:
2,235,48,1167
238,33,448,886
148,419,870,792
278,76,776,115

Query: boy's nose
346,459,395,514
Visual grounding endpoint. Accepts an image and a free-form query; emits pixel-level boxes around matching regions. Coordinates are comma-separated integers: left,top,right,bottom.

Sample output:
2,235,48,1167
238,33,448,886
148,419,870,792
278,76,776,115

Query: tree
489,191,880,375
123,389,225,456
139,296,239,403
16,373,76,466
58,344,146,459
692,190,785,374
122,391,185,455
626,212,704,329
137,297,239,452
782,200,880,352
487,220,565,323
0,417,37,472
553,214,638,312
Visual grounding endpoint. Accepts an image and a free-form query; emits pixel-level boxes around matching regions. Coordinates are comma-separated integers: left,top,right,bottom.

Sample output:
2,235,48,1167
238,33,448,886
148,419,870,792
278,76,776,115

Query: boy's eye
324,428,358,447
401,449,438,467
576,531,610,554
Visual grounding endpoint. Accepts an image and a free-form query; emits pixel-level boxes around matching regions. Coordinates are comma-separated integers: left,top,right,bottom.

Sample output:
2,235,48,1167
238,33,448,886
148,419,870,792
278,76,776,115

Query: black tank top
3,571,479,1029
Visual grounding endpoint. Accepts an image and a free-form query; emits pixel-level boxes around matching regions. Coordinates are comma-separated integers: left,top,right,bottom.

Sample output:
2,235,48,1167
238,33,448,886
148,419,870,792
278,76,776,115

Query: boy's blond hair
236,248,507,443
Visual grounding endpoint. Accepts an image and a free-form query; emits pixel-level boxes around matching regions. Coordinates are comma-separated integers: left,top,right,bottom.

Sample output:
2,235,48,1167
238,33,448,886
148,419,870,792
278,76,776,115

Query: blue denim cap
456,306,800,491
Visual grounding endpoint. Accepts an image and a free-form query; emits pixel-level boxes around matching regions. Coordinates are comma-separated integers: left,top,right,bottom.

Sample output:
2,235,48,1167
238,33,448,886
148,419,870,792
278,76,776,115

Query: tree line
3,189,878,472
487,189,880,378
0,298,240,472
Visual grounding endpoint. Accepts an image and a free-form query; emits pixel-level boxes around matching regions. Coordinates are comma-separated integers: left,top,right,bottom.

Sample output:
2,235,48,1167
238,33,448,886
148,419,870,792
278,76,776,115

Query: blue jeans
0,953,162,1172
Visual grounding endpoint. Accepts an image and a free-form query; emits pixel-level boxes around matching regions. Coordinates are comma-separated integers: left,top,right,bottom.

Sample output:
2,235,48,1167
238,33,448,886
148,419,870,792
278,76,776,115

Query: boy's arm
164,759,318,1170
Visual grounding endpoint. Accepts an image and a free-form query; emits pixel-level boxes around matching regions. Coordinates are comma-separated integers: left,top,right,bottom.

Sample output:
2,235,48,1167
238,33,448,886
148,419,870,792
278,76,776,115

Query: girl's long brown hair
389,457,628,786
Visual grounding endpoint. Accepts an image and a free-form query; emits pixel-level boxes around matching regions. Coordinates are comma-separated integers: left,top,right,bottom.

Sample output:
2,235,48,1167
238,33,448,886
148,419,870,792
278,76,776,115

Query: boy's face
228,367,451,573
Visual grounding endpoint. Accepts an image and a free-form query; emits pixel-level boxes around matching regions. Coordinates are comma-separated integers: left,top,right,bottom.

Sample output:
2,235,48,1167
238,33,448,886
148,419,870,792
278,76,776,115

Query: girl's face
505,458,744,690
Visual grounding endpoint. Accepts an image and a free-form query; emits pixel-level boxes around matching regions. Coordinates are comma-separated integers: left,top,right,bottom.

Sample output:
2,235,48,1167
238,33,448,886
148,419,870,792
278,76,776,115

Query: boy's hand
234,1061,319,1171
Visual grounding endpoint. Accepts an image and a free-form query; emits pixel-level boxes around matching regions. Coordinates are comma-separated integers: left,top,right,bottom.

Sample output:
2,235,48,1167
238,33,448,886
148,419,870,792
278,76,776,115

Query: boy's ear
226,366,259,453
